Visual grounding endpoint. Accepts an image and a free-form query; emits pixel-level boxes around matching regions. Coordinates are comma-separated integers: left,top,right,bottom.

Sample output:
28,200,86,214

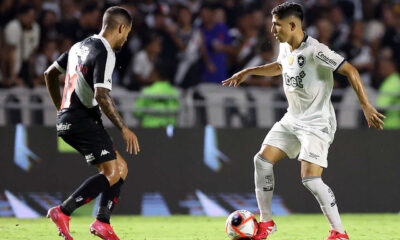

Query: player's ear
289,21,296,31
118,24,125,34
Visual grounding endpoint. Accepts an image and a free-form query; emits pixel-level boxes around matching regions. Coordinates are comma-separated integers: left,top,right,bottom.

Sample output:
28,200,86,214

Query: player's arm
95,87,140,155
44,51,68,111
94,50,140,155
222,62,282,87
337,62,386,129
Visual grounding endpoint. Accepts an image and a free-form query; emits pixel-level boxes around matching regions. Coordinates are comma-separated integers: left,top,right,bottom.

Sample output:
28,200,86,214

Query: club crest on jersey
298,55,305,67
288,55,294,65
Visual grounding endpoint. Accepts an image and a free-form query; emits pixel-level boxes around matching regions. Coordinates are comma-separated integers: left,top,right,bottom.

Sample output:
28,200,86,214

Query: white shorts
262,117,335,168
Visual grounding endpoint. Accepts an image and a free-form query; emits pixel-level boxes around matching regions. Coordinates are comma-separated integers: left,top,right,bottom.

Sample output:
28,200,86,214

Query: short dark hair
271,2,303,21
17,4,34,15
103,6,132,29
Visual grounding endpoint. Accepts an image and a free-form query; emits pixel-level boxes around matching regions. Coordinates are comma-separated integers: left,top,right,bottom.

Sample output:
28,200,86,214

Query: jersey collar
92,34,113,52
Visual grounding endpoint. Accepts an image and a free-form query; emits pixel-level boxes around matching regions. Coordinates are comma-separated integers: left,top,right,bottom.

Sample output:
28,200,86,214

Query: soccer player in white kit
222,2,385,240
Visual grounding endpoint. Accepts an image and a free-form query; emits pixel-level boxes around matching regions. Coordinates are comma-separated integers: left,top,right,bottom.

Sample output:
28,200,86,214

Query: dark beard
113,45,123,53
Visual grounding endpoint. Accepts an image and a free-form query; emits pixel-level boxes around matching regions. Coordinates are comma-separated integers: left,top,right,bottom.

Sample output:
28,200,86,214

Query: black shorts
57,110,116,165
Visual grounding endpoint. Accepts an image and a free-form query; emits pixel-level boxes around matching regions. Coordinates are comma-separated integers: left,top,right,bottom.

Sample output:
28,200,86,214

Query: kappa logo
106,78,112,84
100,149,110,156
85,153,95,162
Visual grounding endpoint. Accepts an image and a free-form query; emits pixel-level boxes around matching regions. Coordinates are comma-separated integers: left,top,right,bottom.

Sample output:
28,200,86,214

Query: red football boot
47,206,73,240
90,219,120,240
252,220,277,240
326,230,349,240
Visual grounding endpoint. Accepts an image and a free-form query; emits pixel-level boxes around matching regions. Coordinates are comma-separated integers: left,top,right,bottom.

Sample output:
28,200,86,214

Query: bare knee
97,160,121,186
116,151,128,180
300,160,323,179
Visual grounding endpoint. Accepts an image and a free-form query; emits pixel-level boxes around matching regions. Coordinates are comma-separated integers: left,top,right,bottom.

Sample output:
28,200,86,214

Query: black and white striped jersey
54,34,115,119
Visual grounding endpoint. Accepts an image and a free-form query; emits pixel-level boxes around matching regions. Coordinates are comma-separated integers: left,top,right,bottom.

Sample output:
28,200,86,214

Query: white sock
302,177,345,234
254,154,274,222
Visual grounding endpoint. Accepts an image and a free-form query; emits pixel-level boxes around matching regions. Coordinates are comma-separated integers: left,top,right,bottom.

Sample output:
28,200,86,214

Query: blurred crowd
0,0,399,91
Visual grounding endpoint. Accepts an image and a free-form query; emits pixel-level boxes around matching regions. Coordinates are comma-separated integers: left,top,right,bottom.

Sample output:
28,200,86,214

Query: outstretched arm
95,87,140,154
222,62,282,87
338,62,386,129
44,63,63,111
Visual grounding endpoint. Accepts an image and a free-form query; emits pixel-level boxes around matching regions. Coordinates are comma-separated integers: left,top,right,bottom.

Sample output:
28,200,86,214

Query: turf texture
0,214,399,240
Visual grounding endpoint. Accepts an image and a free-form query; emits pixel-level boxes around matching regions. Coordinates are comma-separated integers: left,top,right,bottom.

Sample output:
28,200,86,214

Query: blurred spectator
230,8,260,73
134,63,180,128
199,3,233,84
329,6,349,50
124,33,162,90
39,9,58,42
153,7,180,80
0,0,16,29
308,17,333,47
3,5,40,88
380,4,400,69
58,3,101,42
376,54,400,129
242,43,280,87
337,20,373,88
33,40,59,87
171,4,202,88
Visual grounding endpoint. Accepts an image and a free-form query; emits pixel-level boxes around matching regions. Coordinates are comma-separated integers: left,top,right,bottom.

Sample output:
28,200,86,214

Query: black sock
96,178,124,224
60,174,110,216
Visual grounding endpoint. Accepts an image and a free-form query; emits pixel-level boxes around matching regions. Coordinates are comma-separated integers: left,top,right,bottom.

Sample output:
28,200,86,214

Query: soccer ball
225,210,258,239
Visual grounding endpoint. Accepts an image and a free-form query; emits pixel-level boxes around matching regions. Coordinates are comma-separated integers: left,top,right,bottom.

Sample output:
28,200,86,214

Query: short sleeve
54,51,69,73
313,43,346,72
93,50,115,90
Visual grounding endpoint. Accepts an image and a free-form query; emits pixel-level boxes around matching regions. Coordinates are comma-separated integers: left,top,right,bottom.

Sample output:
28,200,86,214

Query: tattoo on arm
95,87,127,130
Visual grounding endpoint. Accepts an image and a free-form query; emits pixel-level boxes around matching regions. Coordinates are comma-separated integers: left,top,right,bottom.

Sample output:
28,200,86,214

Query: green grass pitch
0,214,399,240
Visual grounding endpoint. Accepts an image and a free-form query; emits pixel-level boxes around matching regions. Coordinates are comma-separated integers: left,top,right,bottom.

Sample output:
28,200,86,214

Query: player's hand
362,103,386,130
222,70,248,87
121,127,140,155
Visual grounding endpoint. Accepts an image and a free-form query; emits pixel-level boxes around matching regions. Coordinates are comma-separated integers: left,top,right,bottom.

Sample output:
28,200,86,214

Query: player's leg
255,144,286,222
254,121,301,240
90,152,127,240
301,161,349,239
253,145,286,240
298,130,349,239
96,151,127,224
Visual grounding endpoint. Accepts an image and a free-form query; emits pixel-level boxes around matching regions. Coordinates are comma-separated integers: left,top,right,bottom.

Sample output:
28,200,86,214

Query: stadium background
0,0,399,226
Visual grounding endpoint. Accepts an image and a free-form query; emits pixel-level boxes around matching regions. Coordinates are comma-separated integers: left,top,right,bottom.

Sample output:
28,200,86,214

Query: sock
60,174,110,216
96,178,124,224
302,177,345,233
254,154,274,222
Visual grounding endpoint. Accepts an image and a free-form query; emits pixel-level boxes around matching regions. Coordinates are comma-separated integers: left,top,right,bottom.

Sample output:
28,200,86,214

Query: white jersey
276,35,345,132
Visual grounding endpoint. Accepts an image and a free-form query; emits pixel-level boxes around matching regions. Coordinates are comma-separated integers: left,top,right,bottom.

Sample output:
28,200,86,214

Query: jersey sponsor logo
75,196,83,202
85,153,95,162
100,149,110,156
298,55,305,67
56,123,71,131
284,70,306,88
316,51,337,66
75,64,88,74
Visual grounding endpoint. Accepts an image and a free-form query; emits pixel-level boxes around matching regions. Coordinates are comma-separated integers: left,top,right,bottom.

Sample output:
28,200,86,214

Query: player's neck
288,31,305,52
99,29,116,49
